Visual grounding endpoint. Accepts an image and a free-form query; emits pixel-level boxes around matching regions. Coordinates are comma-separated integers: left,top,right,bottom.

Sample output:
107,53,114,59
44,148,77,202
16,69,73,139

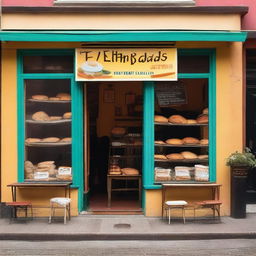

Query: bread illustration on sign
166,138,183,145
168,115,187,124
32,111,50,121
63,112,72,119
32,95,49,100
154,115,168,123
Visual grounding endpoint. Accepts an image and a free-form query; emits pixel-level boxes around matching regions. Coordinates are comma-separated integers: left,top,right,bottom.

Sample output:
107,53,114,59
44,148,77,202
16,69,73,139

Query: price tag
34,172,49,180
58,167,72,175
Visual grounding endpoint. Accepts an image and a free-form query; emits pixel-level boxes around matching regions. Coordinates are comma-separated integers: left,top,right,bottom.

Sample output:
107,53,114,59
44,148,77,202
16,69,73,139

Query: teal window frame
143,48,216,191
17,49,84,211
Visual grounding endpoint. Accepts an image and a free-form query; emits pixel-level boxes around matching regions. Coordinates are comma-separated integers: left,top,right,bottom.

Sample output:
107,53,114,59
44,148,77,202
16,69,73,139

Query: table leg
107,177,111,208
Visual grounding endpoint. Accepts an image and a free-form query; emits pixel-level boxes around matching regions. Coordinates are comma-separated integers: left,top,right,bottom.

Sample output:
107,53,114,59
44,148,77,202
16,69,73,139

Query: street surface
0,239,256,255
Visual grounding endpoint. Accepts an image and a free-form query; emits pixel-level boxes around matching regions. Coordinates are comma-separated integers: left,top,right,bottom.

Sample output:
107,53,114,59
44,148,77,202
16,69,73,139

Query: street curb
0,232,256,241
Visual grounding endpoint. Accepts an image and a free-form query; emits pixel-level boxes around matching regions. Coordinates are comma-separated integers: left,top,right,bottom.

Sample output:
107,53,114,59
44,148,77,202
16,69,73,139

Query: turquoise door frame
142,49,216,211
17,50,84,212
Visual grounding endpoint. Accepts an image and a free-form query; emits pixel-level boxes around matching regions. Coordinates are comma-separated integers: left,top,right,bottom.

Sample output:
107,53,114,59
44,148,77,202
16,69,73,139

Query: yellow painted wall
145,41,244,217
1,41,243,217
2,13,241,30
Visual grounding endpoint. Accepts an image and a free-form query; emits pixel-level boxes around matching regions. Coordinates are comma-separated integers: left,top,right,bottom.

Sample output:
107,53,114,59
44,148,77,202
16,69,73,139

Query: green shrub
226,148,256,168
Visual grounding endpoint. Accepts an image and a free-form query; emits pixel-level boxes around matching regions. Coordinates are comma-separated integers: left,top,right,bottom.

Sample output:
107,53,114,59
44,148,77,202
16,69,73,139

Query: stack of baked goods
174,166,193,181
25,137,72,144
33,161,57,181
31,93,71,101
24,161,36,179
196,108,208,124
31,111,72,122
121,168,139,175
155,167,172,181
56,166,72,181
108,165,122,175
194,164,209,181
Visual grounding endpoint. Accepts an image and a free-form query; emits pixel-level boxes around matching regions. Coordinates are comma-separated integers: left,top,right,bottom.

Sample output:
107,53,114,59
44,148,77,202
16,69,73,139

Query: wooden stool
195,200,222,220
6,201,33,221
49,197,71,224
164,200,188,224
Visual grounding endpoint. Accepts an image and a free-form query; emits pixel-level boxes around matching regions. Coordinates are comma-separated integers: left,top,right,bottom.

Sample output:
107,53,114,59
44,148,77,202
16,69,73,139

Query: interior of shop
86,82,143,212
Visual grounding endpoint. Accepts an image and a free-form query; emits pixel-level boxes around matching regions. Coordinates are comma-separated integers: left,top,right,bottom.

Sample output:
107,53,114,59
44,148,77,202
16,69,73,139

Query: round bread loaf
61,137,72,142
32,95,48,100
56,93,70,98
42,137,60,143
202,108,208,114
25,138,41,143
60,95,71,101
181,151,198,159
197,114,208,124
182,137,200,144
49,116,62,121
121,168,139,175
154,115,168,123
63,112,72,119
155,140,165,145
111,127,126,136
165,138,183,145
168,115,187,124
198,154,208,159
187,119,197,124
200,139,209,145
49,97,60,101
32,111,50,121
37,161,55,166
154,154,167,160
166,153,184,160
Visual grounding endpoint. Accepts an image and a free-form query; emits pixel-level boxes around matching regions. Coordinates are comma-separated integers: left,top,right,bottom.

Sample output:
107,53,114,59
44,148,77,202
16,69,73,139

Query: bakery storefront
0,7,248,217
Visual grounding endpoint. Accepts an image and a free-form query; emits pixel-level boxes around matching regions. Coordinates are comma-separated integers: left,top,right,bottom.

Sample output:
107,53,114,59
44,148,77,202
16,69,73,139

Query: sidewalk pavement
1,213,256,241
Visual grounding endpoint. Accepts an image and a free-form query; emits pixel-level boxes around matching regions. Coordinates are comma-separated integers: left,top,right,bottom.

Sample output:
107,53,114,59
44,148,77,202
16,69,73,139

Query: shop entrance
85,82,143,213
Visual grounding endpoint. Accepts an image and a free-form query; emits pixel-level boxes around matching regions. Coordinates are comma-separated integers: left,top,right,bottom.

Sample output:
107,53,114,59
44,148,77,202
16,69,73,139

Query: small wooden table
7,182,72,202
107,175,142,208
161,183,222,217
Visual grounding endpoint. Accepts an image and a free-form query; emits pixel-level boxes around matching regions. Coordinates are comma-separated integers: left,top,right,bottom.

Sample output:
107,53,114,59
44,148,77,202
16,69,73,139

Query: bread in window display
166,138,183,145
175,166,192,181
32,95,48,100
56,174,72,181
182,137,200,145
154,154,167,160
49,116,62,121
63,112,72,119
24,161,36,176
25,138,42,143
198,154,208,160
49,97,60,101
166,153,184,160
200,139,208,145
181,151,198,159
194,165,209,181
202,108,208,114
155,167,172,181
32,111,50,121
121,168,139,175
154,115,168,123
41,137,60,143
61,137,72,143
108,165,122,175
168,115,187,124
111,127,126,136
155,140,165,145
56,93,71,101
187,119,197,124
196,114,208,124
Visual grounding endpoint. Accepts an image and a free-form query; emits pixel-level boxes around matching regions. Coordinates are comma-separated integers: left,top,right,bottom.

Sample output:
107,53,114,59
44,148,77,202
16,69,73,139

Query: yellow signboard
75,48,177,81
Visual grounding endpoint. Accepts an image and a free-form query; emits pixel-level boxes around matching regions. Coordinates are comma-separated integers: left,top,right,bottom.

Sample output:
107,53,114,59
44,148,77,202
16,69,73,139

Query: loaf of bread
25,138,41,143
155,167,172,181
32,95,48,100
111,127,126,136
155,140,165,145
56,93,70,98
60,96,71,101
166,138,183,145
187,119,197,124
42,137,60,143
37,161,55,166
49,116,62,121
56,174,72,181
182,137,200,144
175,166,192,181
181,151,198,159
194,164,209,181
197,114,208,124
202,108,208,114
154,154,167,160
109,165,122,175
61,137,72,142
63,112,72,119
121,168,139,175
166,153,184,160
24,161,35,174
198,154,208,159
200,139,209,145
154,115,168,123
49,97,60,101
32,111,50,121
168,115,187,124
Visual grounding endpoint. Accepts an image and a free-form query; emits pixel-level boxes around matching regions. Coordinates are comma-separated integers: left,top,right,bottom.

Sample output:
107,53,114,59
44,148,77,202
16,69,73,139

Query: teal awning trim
0,30,247,42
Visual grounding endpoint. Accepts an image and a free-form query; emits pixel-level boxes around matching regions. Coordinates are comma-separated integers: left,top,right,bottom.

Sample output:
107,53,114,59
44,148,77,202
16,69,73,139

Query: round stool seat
165,200,188,206
50,197,71,206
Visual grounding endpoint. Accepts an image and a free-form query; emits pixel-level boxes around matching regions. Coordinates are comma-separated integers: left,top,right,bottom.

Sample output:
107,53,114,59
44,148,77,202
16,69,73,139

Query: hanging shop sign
75,47,177,81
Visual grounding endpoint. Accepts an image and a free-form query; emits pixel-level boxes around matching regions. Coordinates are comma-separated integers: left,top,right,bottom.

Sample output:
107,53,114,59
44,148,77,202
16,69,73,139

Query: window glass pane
154,79,209,183
178,55,209,73
24,79,72,182
23,55,73,73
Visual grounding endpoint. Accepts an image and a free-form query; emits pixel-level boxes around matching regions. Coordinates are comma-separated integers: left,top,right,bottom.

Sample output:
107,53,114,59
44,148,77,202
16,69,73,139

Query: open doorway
86,82,143,213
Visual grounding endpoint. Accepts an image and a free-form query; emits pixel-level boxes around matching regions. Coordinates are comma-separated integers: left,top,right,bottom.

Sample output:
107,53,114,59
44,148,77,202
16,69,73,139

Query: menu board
155,82,187,107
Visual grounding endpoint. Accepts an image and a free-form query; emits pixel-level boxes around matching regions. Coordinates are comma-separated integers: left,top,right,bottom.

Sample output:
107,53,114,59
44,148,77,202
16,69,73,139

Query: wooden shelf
28,99,71,104
26,119,71,124
155,122,208,127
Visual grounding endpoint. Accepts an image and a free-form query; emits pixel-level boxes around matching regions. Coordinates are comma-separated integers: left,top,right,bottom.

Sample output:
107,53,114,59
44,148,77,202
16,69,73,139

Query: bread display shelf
155,181,211,184
155,144,208,148
28,99,71,103
154,122,208,126
25,142,71,147
26,119,71,124
154,159,208,163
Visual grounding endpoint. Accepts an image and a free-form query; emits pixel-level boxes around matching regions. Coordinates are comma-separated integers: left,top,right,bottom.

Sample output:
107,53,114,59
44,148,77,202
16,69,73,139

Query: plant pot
230,166,250,218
